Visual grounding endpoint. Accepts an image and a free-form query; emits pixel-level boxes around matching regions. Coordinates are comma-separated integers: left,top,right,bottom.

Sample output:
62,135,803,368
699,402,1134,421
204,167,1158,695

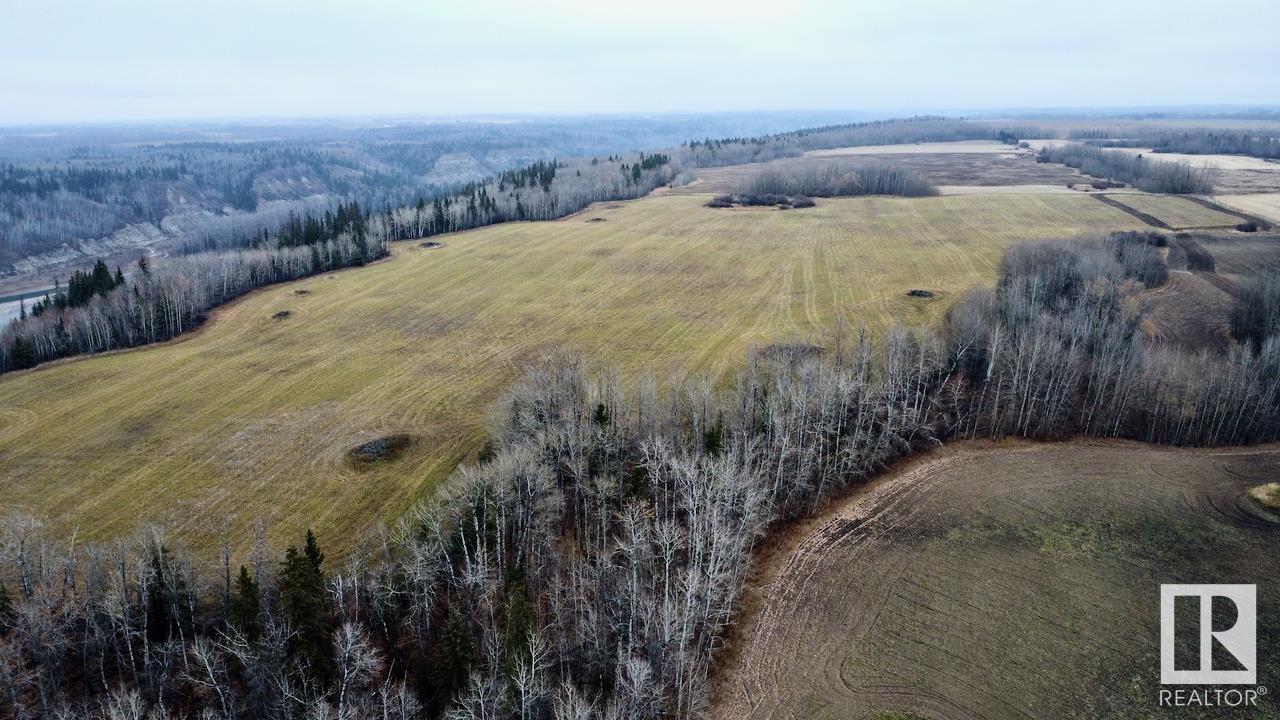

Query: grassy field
1217,192,1280,225
713,441,1280,720
0,193,1146,554
1106,194,1243,229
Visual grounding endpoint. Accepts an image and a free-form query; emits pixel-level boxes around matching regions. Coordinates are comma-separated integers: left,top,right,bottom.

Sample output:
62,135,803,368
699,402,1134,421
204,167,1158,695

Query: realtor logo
1161,584,1256,685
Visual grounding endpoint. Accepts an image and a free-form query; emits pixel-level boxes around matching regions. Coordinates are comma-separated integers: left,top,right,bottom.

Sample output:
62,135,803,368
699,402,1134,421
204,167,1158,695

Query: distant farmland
0,193,1146,553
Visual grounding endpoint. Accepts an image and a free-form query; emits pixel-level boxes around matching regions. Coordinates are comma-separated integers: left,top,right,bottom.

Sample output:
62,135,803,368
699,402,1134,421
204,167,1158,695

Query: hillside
0,191,1147,553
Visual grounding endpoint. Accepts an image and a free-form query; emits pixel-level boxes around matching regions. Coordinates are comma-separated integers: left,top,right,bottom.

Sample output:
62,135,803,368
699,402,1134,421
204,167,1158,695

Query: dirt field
713,441,1280,720
1141,231,1280,350
1143,271,1233,352
0,193,1148,554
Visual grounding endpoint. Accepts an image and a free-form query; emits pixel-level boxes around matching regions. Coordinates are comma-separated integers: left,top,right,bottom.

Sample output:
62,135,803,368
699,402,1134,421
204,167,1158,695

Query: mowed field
1105,194,1243,230
714,441,1280,720
0,193,1147,553
1217,193,1280,225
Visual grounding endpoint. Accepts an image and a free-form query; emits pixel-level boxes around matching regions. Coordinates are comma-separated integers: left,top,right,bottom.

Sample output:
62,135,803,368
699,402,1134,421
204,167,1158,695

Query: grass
1107,193,1241,229
1251,483,1280,510
0,192,1145,554
1216,193,1280,226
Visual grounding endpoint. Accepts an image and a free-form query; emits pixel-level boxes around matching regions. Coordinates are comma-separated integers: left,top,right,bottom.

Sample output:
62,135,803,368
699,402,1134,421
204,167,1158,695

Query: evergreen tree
502,582,535,678
279,530,334,686
439,607,473,702
144,544,188,644
9,335,36,370
228,565,262,641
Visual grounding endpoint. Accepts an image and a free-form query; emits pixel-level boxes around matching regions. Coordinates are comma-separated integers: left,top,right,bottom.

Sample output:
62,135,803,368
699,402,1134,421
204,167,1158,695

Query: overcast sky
2,0,1277,125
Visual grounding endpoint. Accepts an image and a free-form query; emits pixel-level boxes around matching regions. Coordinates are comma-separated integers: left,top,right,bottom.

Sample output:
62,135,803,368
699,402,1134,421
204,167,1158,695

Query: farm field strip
1215,192,1280,225
0,193,1147,553
1104,193,1243,229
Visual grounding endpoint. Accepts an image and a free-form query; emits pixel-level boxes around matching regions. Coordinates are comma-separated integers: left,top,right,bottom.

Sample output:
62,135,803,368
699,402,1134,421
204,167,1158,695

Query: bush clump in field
346,433,415,465
1236,221,1259,232
1250,483,1280,510
1037,143,1214,194
705,192,815,209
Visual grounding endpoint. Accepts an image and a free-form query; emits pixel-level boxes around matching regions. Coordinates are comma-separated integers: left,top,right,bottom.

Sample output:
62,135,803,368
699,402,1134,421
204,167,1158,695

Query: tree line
1036,142,1216,194
1078,129,1280,160
3,230,1279,718
0,205,387,373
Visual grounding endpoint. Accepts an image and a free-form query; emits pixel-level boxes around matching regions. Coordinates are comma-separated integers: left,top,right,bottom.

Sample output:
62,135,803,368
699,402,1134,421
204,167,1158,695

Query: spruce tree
279,530,335,686
228,566,262,641
502,583,535,678
439,607,473,701
9,336,36,370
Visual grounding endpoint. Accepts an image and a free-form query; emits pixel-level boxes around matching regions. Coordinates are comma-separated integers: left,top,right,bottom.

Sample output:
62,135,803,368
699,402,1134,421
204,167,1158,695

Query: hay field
1216,193,1280,225
1107,194,1242,229
0,193,1146,553
713,441,1280,720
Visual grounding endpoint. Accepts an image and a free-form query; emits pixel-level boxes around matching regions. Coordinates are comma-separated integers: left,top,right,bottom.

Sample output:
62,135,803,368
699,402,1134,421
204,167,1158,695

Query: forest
2,227,1278,719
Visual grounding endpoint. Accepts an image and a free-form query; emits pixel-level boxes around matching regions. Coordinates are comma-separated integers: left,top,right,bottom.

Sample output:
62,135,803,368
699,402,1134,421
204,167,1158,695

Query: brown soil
711,439,1280,720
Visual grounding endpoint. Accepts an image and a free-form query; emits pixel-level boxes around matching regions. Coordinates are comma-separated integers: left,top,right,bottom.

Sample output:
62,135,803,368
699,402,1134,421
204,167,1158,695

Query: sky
2,0,1278,125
